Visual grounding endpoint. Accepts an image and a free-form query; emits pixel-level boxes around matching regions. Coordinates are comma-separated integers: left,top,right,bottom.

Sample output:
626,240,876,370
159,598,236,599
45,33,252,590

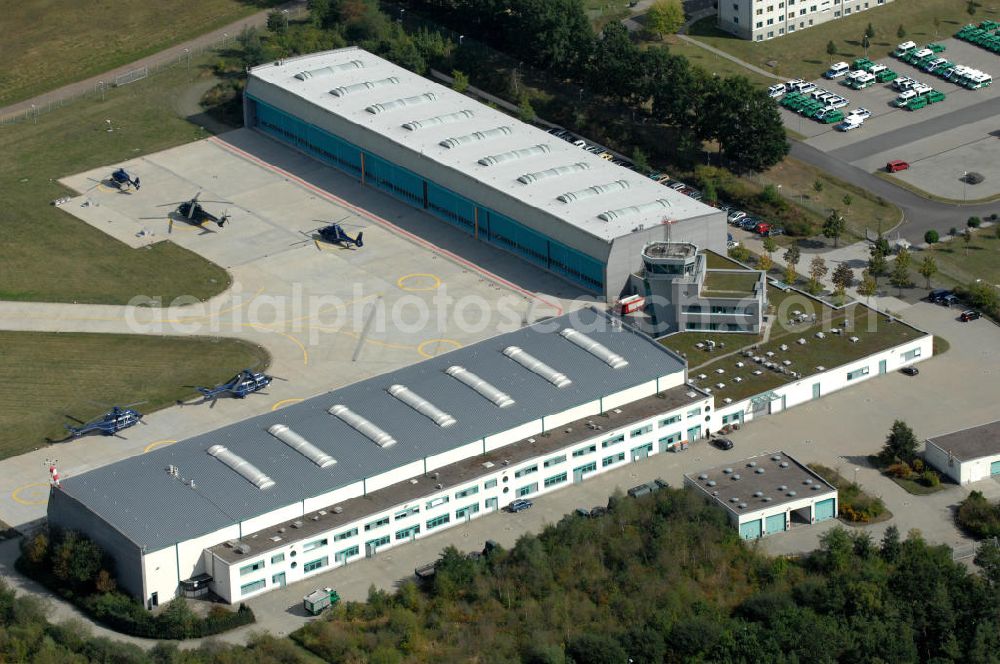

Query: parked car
572,139,587,148
727,210,747,223
653,478,670,490
688,191,704,201
901,366,920,376
507,499,533,513
598,152,614,161
960,310,982,322
628,483,653,498
847,107,871,120
712,437,735,450
763,226,784,237
928,288,952,303
590,506,608,518
669,182,687,191
739,217,760,230
798,82,817,94
768,83,786,98
575,507,591,517
825,61,850,79
584,145,603,154
754,221,771,235
886,160,910,172
836,119,863,132
940,293,961,307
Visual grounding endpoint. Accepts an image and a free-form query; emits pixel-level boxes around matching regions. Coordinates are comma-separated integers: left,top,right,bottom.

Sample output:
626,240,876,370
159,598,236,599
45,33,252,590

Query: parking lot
778,38,1000,199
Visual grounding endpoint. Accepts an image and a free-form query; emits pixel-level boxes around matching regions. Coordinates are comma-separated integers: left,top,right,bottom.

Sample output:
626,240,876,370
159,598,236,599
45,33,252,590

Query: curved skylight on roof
478,144,551,166
557,180,631,204
598,198,671,222
559,329,628,369
517,162,591,185
387,385,456,427
330,77,400,97
402,110,474,131
366,93,437,115
439,126,512,149
294,60,364,80
445,365,515,408
267,424,336,469
328,405,397,448
206,445,275,490
502,346,572,388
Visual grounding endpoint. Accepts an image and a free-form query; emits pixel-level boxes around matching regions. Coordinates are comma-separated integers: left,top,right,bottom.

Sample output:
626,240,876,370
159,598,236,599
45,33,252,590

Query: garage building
48,309,715,607
243,48,725,299
924,420,1000,485
684,452,837,539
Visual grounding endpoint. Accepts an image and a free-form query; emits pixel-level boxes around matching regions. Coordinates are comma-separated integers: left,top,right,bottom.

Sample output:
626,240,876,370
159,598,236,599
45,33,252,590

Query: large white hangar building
48,310,716,607
242,47,725,299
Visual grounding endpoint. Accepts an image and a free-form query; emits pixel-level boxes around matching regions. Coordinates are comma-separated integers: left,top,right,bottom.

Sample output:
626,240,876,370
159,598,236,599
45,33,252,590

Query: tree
963,227,973,255
517,94,536,122
826,40,837,61
918,255,937,288
783,245,801,284
881,420,918,464
880,524,902,562
968,0,978,16
865,22,876,39
267,9,288,33
758,253,773,272
933,16,941,37
566,633,628,664
646,0,685,40
831,263,854,298
890,246,911,295
823,209,846,247
868,251,887,282
862,33,871,58
963,280,1000,316
996,223,1000,240
813,179,824,194
808,255,828,294
968,216,982,228
696,75,789,173
897,24,907,39
974,541,1000,586
631,147,650,173
703,180,718,204
762,236,778,258
857,269,878,303
451,69,469,93
924,229,939,245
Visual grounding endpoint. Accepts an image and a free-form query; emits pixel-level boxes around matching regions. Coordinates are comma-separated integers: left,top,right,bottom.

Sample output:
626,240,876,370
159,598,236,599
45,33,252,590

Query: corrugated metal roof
55,309,684,550
246,47,716,243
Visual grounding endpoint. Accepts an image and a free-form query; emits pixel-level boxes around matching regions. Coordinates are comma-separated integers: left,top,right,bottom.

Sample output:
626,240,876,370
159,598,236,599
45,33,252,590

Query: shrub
885,462,912,479
968,216,982,228
957,491,1000,539
950,227,958,236
924,229,939,245
912,458,925,473
921,470,940,488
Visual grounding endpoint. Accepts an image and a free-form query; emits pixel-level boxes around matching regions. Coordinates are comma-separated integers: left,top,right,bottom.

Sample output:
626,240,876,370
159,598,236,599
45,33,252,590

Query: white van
824,62,850,79
894,41,916,55
767,83,786,98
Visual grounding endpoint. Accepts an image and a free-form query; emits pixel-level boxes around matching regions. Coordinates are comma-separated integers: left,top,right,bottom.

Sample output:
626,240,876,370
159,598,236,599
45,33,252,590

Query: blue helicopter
296,221,364,250
65,403,146,438
111,167,141,191
188,369,277,407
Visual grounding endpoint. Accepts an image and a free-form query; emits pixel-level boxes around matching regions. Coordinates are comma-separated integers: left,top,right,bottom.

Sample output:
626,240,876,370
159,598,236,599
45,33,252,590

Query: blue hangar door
739,519,762,540
814,498,836,522
765,513,786,534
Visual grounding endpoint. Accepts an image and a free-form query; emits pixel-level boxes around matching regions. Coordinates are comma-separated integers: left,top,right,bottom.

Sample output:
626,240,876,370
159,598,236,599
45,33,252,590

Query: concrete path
0,1,306,122
676,34,783,80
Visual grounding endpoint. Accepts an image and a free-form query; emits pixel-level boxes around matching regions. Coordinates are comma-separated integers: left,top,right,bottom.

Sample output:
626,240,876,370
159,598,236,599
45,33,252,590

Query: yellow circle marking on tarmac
397,273,441,292
271,398,304,411
12,482,50,506
417,338,463,358
144,439,178,454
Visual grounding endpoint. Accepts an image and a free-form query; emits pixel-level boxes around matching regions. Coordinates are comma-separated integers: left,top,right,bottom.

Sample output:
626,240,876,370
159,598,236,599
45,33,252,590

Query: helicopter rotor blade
64,414,85,424
122,401,147,409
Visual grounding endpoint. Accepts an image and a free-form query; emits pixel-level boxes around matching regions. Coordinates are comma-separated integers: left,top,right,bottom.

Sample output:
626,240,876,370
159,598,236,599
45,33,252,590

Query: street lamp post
963,170,967,202
853,467,860,484
282,8,289,29
184,47,190,68
459,34,464,45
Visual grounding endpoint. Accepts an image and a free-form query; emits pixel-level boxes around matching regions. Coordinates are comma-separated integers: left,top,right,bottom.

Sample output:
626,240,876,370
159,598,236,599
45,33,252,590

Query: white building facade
924,420,1000,485
718,0,895,42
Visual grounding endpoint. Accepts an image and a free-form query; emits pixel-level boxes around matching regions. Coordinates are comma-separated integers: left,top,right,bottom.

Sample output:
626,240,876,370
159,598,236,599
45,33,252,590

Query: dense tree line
292,488,1000,663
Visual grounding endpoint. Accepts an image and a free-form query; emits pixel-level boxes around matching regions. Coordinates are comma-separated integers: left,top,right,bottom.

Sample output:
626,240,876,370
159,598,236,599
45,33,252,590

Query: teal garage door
814,498,836,522
991,461,1000,476
739,519,762,540
765,513,786,534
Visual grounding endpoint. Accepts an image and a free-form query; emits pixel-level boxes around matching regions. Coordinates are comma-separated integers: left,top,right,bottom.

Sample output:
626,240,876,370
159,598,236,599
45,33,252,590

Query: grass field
0,57,234,304
654,38,775,87
0,0,275,107
926,226,1000,285
689,0,997,80
0,332,269,459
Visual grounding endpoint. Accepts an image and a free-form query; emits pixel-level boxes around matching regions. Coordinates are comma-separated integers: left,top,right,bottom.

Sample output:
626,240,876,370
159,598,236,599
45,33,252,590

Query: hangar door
739,519,762,540
991,461,1000,476
765,513,786,534
814,498,836,522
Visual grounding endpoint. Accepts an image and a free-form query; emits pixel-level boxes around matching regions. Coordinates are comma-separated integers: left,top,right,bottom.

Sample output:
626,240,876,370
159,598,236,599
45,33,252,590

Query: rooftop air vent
755,468,765,474
787,490,797,496
778,485,788,491
439,126,512,149
329,405,397,448
723,468,733,474
387,384,456,427
445,365,514,407
747,461,757,468
780,462,789,468
698,474,709,480
206,445,275,490
771,455,782,461
738,502,748,509
333,506,343,514
294,60,364,80
753,491,763,497
729,497,740,503
804,479,813,485
366,92,437,114
706,480,716,487
732,474,741,480
291,520,303,528
402,109,474,131
267,424,337,468
502,346,571,388
598,198,671,222
557,180,631,203
517,162,590,185
329,76,399,97
763,496,773,502
482,461,495,469
811,484,822,490
559,328,628,369
477,144,550,166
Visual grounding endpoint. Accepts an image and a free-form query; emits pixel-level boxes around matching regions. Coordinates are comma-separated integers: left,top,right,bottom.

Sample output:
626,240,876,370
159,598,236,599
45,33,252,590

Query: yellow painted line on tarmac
143,439,178,454
417,338,462,358
271,398,304,411
12,482,50,505
165,286,265,324
249,324,308,366
282,292,380,325
397,273,441,292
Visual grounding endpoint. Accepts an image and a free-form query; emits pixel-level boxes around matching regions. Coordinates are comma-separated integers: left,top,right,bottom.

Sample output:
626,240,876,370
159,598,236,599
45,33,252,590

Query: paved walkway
0,1,306,122
676,34,783,80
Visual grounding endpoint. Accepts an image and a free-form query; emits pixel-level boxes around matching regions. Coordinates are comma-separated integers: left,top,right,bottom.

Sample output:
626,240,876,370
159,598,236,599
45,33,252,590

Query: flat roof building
49,309,718,606
243,48,725,299
924,420,1000,485
684,451,837,539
